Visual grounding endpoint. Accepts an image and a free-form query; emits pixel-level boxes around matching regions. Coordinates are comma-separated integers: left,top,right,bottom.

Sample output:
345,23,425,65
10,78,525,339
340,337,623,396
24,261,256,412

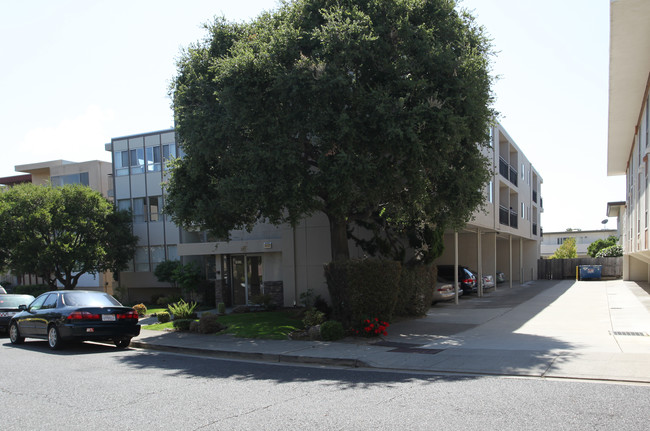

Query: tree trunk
328,215,350,261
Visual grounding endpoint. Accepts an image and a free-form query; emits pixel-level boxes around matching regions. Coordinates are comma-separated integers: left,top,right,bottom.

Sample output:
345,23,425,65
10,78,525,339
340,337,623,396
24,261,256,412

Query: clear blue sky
0,0,624,232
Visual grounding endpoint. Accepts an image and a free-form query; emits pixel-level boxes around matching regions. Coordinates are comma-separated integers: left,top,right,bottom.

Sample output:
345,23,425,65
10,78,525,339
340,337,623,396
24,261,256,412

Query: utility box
578,265,602,280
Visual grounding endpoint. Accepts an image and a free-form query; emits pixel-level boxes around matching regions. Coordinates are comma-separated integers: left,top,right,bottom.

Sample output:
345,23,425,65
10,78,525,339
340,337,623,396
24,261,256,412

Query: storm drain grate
612,331,648,337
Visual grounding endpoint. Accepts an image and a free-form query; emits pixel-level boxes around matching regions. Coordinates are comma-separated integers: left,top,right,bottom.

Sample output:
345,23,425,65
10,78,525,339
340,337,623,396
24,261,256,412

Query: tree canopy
587,235,618,258
550,238,577,260
166,0,495,262
0,183,138,289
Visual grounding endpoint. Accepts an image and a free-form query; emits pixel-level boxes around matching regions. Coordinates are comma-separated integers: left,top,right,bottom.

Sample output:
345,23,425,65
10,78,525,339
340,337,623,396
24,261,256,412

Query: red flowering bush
354,317,389,337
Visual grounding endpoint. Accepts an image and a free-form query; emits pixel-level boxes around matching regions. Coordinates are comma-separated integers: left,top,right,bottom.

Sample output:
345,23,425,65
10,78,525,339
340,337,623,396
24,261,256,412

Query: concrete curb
130,340,369,368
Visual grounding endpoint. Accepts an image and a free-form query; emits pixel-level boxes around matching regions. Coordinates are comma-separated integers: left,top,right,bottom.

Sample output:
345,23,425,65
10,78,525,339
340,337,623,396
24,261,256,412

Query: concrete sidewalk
131,279,650,384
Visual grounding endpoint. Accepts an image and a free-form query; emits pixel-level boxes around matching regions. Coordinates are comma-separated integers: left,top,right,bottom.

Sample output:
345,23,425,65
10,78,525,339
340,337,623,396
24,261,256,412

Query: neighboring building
105,130,181,301
435,123,543,287
1,159,113,289
607,0,650,281
540,229,618,258
107,122,543,305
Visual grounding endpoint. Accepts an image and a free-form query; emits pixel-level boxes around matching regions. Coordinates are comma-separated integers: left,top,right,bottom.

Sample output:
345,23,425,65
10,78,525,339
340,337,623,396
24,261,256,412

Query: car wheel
47,325,63,350
114,338,131,349
9,322,24,344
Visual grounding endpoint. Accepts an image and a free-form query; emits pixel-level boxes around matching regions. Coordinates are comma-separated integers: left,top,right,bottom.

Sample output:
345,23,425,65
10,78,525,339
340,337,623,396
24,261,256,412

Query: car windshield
0,295,35,308
61,292,122,307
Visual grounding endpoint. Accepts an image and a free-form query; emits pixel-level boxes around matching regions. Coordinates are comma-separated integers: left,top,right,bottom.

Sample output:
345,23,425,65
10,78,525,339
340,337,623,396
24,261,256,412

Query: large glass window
115,151,129,176
133,198,146,223
146,146,162,172
148,196,161,222
130,148,145,174
167,245,178,261
150,246,165,270
117,199,131,213
134,247,149,272
51,172,89,187
162,143,177,169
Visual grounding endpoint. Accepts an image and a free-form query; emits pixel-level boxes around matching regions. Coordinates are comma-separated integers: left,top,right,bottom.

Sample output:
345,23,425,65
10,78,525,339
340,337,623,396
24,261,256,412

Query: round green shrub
157,311,171,323
172,319,193,331
320,320,345,341
198,312,225,334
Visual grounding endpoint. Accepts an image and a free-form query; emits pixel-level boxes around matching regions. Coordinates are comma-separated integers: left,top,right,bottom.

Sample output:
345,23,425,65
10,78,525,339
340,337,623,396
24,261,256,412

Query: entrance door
231,255,263,305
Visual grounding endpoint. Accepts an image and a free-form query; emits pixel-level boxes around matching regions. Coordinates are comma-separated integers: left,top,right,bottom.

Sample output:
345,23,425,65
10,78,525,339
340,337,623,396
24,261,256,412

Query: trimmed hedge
394,264,436,317
324,259,401,327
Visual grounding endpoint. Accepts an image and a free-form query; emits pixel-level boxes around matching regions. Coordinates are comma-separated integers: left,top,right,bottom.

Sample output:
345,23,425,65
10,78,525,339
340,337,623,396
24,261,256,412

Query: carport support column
493,232,498,292
454,231,459,305
477,228,483,297
520,238,524,284
509,235,513,289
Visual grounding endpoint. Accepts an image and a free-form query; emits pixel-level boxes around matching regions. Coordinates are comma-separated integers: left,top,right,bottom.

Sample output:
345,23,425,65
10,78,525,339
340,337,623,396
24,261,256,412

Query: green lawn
143,310,305,340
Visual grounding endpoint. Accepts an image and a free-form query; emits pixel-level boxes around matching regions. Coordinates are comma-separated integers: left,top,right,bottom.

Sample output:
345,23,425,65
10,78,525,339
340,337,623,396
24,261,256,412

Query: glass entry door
231,255,263,305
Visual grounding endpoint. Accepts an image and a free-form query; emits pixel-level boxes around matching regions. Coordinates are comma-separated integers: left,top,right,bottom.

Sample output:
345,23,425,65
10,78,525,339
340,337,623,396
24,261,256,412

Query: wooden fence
537,257,622,280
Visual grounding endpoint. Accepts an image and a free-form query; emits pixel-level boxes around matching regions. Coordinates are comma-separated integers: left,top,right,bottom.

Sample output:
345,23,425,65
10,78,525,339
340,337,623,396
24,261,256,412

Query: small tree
587,235,618,258
550,238,577,259
0,183,137,289
154,260,182,289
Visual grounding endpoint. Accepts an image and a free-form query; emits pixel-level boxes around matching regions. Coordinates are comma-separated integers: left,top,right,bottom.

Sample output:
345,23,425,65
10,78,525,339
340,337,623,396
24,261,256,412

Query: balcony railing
499,156,518,187
499,205,509,225
509,166,518,187
499,157,509,178
510,209,518,228
499,205,519,228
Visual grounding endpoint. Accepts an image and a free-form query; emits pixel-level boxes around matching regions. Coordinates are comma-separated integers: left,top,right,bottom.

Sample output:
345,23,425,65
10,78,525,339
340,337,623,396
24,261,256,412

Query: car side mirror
19,304,27,311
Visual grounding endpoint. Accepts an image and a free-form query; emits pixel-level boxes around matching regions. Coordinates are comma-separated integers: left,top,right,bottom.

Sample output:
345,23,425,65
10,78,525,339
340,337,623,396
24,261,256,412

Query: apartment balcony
499,156,518,187
499,205,519,228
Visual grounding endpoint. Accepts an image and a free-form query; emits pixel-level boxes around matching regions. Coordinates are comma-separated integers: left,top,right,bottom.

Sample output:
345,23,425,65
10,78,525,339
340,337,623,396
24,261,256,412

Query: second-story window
133,198,146,222
146,147,162,172
130,148,145,174
115,151,129,176
162,143,177,169
148,196,161,222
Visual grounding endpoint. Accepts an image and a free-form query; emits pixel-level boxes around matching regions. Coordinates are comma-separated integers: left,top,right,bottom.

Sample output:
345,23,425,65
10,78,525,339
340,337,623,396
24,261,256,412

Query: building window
134,247,149,272
521,202,525,219
146,146,162,172
167,245,178,261
162,143,176,169
50,172,89,187
130,148,145,174
133,198,146,223
148,196,161,222
115,151,129,176
150,246,165,270
117,199,131,213
488,181,493,203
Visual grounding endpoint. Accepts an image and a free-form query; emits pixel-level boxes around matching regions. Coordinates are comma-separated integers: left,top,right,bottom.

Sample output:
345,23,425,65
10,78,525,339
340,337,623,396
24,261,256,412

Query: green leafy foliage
550,238,577,259
320,320,345,341
595,244,623,257
168,299,197,320
325,259,401,326
587,235,619,258
153,260,182,288
0,183,137,289
156,311,171,323
166,0,495,262
302,309,326,328
394,264,436,317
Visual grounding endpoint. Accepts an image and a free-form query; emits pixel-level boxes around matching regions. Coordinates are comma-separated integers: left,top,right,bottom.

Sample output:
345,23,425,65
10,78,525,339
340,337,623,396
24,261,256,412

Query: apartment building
435,123,544,287
607,0,650,281
1,159,113,288
107,122,543,305
540,229,618,258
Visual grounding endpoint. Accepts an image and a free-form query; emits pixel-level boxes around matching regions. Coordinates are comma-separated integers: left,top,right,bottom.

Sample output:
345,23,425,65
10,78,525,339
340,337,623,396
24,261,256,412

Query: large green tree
587,235,618,258
166,0,495,261
0,183,138,289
